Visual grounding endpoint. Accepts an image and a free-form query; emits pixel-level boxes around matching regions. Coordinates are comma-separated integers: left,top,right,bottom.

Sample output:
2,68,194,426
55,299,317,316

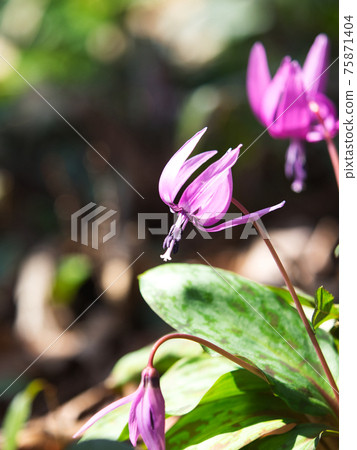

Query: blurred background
0,0,338,448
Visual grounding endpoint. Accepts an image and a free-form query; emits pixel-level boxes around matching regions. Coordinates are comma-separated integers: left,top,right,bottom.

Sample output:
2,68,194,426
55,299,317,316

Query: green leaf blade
78,403,131,443
165,369,300,450
107,339,203,389
3,380,44,450
161,354,240,416
312,287,338,331
184,420,296,450
139,264,338,417
243,423,332,450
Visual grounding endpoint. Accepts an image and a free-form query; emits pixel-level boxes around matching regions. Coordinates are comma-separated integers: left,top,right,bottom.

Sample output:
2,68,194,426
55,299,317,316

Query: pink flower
247,34,338,192
159,128,285,261
73,367,165,450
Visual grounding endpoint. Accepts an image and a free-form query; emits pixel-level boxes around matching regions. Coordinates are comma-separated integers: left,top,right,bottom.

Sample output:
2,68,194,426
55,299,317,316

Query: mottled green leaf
82,353,238,443
107,340,203,388
3,379,44,450
161,354,238,415
243,423,332,449
184,420,296,450
312,287,338,331
139,264,338,416
266,286,315,308
79,403,131,443
165,370,299,450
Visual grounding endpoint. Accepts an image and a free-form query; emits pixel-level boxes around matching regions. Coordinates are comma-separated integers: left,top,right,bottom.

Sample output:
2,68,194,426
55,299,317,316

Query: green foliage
165,369,300,449
52,254,92,304
266,285,315,308
108,339,203,389
0,0,133,95
311,287,338,332
244,424,332,449
80,348,337,448
0,1,339,449
2,379,44,450
80,353,237,442
79,403,131,443
139,264,338,417
329,323,339,352
161,354,238,416
183,420,295,450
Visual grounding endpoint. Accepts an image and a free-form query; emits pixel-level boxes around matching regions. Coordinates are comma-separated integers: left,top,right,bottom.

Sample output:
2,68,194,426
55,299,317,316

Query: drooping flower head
73,366,165,450
247,34,338,192
159,128,285,261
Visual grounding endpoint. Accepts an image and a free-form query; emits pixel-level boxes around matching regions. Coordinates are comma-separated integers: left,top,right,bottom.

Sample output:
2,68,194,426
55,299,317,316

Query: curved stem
231,198,339,407
325,136,339,188
309,101,339,188
147,333,266,381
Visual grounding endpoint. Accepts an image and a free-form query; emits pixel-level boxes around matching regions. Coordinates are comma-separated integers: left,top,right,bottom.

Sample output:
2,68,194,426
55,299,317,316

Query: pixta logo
71,202,117,249
137,213,270,240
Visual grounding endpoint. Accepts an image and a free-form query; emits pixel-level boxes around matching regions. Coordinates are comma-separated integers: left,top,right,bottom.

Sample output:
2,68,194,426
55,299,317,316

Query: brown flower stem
309,101,339,188
325,137,339,187
310,379,339,418
231,197,339,407
147,333,266,381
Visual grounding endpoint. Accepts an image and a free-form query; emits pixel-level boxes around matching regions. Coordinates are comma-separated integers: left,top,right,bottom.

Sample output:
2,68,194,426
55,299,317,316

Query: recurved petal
260,56,291,130
179,146,240,214
268,61,310,139
167,150,217,203
193,170,233,227
247,42,271,123
159,128,207,205
306,93,339,142
303,34,329,95
73,392,137,439
197,201,285,232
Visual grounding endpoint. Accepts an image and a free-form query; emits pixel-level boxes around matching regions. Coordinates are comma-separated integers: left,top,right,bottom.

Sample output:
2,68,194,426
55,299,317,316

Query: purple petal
178,146,241,215
159,128,207,205
306,93,339,142
167,150,217,203
268,62,310,139
137,371,165,450
303,34,329,95
285,140,306,193
194,171,233,226
73,392,137,439
196,201,285,232
247,42,271,124
128,385,145,446
260,56,291,130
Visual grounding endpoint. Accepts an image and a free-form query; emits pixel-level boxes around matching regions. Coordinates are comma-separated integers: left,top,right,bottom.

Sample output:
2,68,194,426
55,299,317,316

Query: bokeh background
0,0,338,448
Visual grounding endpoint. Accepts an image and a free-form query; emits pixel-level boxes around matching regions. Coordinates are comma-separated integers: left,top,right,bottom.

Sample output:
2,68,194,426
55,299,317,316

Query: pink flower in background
247,34,338,192
73,367,165,450
159,128,285,261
